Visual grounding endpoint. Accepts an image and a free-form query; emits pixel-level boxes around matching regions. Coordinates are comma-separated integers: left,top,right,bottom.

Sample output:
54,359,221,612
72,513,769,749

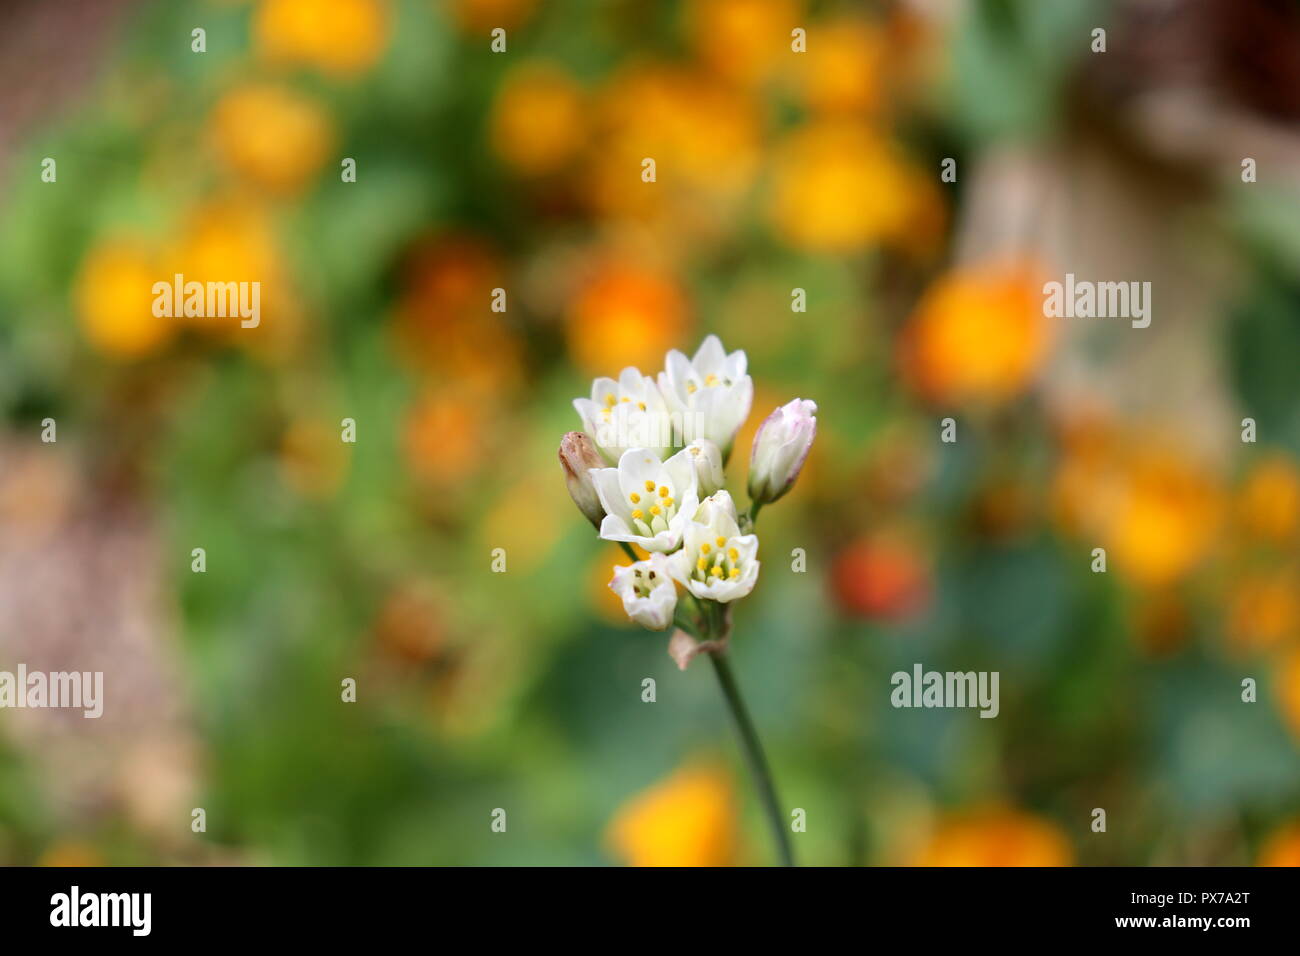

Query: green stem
617,542,639,562
708,650,795,867
747,500,763,530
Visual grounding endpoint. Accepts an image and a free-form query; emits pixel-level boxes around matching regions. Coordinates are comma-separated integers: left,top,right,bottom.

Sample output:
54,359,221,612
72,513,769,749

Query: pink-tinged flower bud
559,431,607,527
747,398,817,506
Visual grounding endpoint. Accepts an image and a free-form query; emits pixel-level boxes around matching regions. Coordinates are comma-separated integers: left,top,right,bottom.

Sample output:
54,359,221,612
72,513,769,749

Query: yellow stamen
637,402,646,410
696,557,708,571
729,567,740,578
709,566,723,577
631,509,644,521
687,382,697,394
649,505,662,516
715,537,726,548
728,547,739,561
663,497,674,508
605,393,616,407
644,480,655,492
658,486,669,497
705,374,718,386
629,493,641,504
700,543,711,555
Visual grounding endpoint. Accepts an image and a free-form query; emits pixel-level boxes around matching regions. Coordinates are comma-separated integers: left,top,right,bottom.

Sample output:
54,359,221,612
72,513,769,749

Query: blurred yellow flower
254,0,389,76
210,83,334,194
909,807,1073,867
767,121,923,253
900,264,1049,407
565,260,689,377
1237,455,1300,543
1258,820,1300,866
588,66,761,219
1053,423,1224,589
74,238,174,358
794,17,883,114
688,0,801,88
490,62,586,177
606,762,737,866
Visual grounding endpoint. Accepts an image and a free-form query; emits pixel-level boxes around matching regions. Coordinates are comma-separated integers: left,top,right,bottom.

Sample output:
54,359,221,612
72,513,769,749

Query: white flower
609,553,677,630
657,335,753,459
748,398,817,506
590,446,701,553
573,367,673,463
668,490,760,603
683,438,725,498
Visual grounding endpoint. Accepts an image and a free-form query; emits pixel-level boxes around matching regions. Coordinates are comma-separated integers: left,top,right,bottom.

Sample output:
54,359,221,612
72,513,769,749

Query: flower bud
681,439,724,498
559,431,607,527
747,398,818,506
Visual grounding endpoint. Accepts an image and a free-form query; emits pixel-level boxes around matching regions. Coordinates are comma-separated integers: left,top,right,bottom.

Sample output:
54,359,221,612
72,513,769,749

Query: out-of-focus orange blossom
254,0,389,76
687,0,801,88
1226,569,1299,654
830,532,929,621
446,0,536,33
490,62,586,177
279,418,350,500
793,17,883,114
1237,455,1300,543
74,238,174,358
899,264,1049,407
605,762,737,866
1053,425,1224,589
402,390,491,488
909,807,1073,866
1276,649,1300,741
210,83,334,194
372,581,446,664
565,259,689,377
588,543,643,627
393,235,525,397
587,66,761,219
1258,820,1300,866
767,121,927,254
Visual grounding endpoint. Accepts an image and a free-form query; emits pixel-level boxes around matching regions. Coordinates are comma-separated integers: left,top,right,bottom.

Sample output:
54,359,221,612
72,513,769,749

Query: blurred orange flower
254,0,390,76
688,0,801,88
1226,569,1299,653
793,17,884,114
210,83,334,194
490,62,586,177
830,533,929,621
1258,820,1300,866
1237,455,1300,544
605,762,737,866
1276,649,1300,741
900,264,1049,407
446,0,536,33
74,238,174,358
565,260,689,376
1054,425,1224,589
909,807,1073,867
403,390,490,487
767,121,927,254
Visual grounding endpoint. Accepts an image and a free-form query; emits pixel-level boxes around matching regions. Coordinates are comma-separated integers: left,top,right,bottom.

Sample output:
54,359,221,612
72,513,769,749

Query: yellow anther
728,547,739,561
715,536,726,548
621,397,631,402
705,374,718,386
687,382,698,394
710,565,723,577
696,557,708,571
637,402,646,410
629,492,641,504
663,498,674,508
658,486,669,497
728,567,740,578
700,543,711,555
604,393,616,407
649,505,662,516
631,509,644,521
644,480,655,492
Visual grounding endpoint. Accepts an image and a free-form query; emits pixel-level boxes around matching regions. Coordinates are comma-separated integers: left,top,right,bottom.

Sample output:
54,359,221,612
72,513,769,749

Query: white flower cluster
560,335,818,635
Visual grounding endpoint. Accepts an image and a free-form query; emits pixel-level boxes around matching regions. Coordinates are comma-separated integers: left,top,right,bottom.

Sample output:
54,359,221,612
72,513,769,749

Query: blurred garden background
1,0,1300,866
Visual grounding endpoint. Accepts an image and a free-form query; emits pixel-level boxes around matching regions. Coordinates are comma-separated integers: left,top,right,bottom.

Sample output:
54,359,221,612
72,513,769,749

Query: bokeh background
2,0,1300,866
